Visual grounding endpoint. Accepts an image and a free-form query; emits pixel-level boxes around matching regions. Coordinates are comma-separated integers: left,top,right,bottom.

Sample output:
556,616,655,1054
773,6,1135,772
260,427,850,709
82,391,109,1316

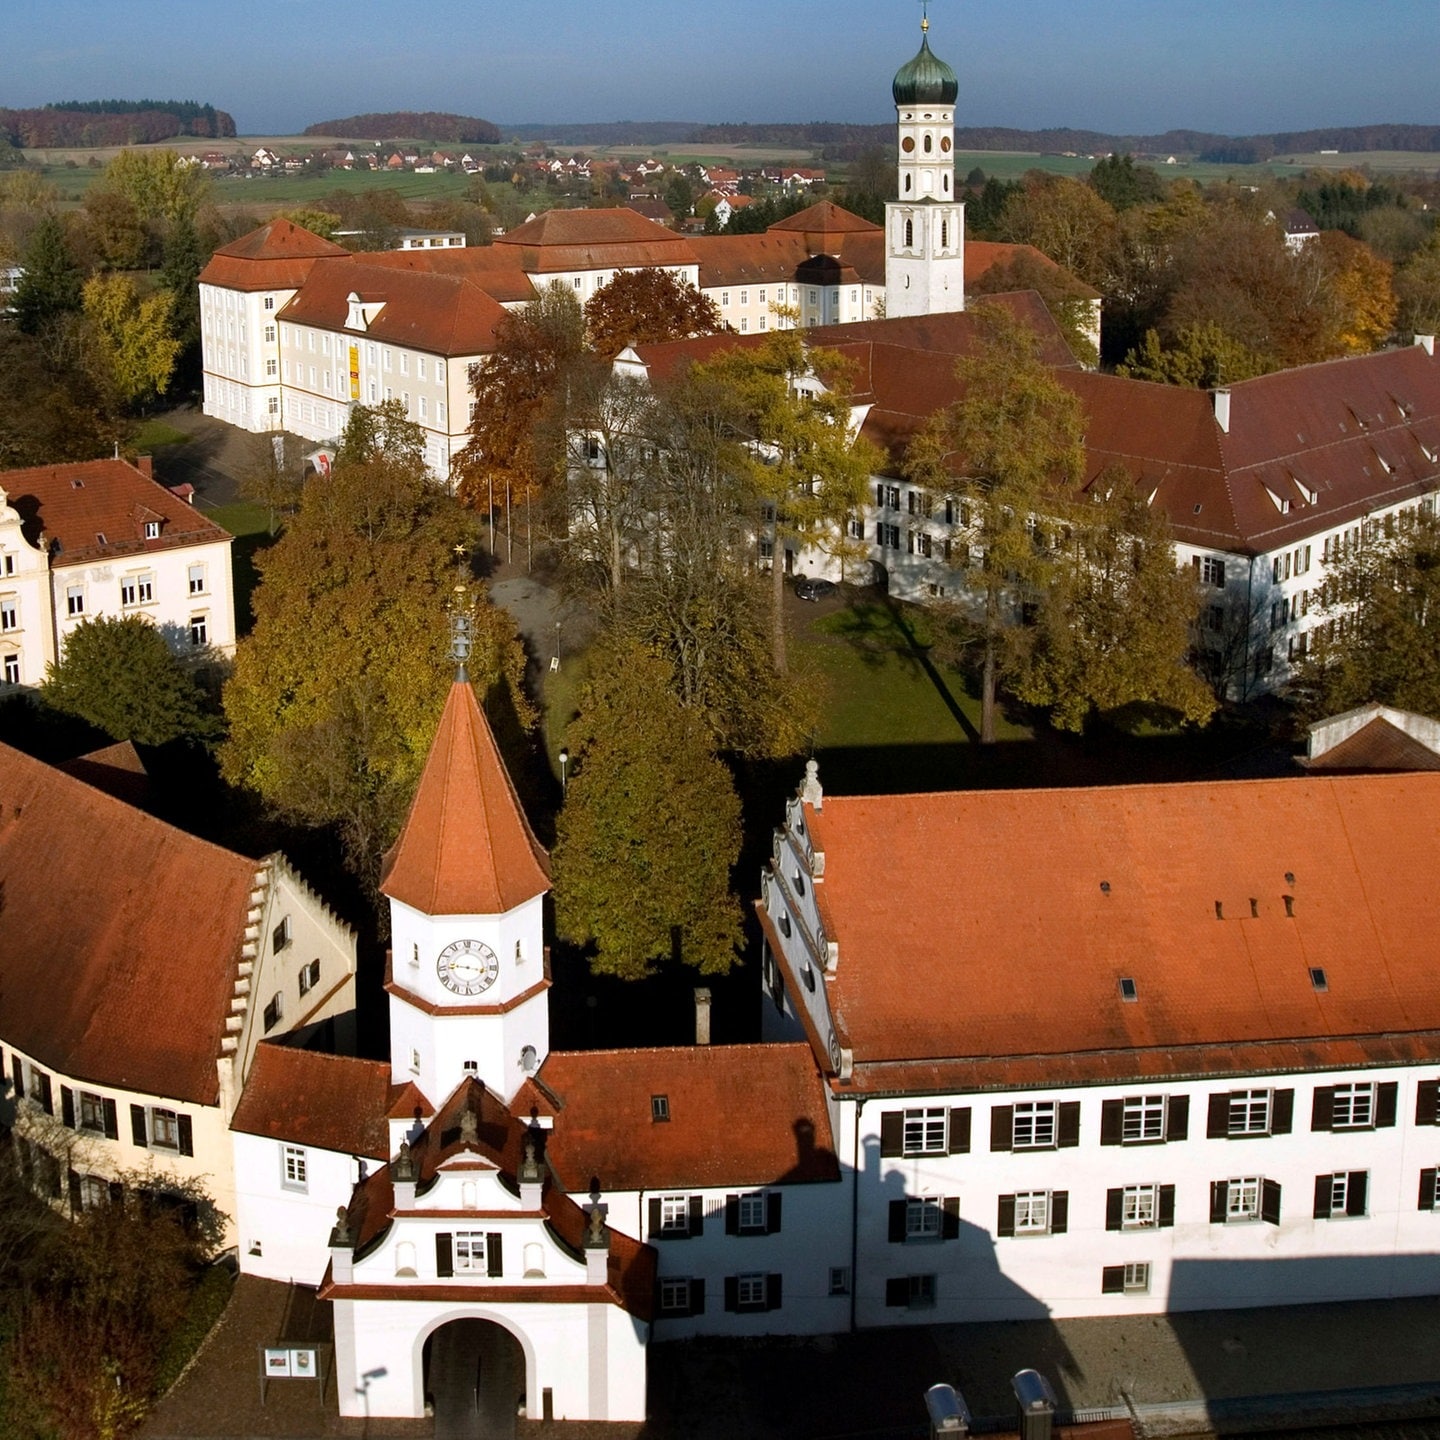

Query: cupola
892,20,959,106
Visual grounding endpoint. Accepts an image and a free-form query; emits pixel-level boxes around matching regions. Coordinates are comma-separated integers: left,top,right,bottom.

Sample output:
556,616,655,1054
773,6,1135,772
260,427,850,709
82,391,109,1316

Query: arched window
943,173,950,193
904,219,914,248
941,220,949,248
395,1241,416,1277
923,133,933,153
904,174,912,194
524,1242,546,1278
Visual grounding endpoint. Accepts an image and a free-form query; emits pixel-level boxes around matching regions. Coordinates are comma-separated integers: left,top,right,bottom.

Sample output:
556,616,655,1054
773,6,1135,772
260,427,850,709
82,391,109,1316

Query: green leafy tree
160,212,207,387
907,303,1086,742
1394,231,1440,339
42,615,220,745
221,403,529,891
552,642,743,980
583,267,723,356
81,273,181,409
92,148,209,229
997,172,1120,290
1012,475,1215,731
82,187,149,270
13,214,84,335
237,430,303,535
1088,154,1166,212
1118,321,1272,388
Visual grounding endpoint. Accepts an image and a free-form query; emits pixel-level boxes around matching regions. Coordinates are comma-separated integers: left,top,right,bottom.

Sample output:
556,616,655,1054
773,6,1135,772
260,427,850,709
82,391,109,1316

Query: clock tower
380,659,551,1107
885,14,966,318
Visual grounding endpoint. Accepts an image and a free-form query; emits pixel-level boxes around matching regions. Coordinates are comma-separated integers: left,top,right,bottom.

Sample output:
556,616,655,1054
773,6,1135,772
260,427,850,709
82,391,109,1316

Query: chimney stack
1212,388,1232,433
694,987,712,1046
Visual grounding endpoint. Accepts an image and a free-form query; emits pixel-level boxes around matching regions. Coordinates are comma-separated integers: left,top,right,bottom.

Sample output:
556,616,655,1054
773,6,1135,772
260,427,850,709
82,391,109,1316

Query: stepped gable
381,678,549,917
198,217,349,292
0,740,256,1103
278,257,510,356
786,771,1440,1095
492,206,698,273
526,1042,838,1192
232,1046,395,1159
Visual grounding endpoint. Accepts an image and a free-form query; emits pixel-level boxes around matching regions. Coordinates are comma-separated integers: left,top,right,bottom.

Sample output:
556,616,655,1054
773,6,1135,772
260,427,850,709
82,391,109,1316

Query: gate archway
421,1316,527,1440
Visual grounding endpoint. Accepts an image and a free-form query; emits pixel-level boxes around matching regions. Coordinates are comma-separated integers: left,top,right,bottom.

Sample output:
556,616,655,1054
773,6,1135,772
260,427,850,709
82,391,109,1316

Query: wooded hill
0,100,235,147
304,112,501,143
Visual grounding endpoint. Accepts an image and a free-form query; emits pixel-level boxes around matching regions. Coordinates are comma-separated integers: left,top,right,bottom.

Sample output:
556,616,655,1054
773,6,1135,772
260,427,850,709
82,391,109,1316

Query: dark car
794,577,838,602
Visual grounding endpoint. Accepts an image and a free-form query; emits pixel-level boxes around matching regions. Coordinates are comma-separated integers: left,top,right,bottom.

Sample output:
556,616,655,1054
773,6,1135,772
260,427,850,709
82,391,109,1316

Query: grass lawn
131,418,192,451
204,501,275,634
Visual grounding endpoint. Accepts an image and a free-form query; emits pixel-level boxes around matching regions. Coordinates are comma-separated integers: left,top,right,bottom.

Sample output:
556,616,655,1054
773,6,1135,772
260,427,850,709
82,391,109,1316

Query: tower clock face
436,938,500,996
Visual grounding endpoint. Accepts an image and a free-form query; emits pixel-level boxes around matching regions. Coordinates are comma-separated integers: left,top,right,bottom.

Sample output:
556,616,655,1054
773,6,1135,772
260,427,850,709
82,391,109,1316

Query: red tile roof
278,258,510,357
767,201,881,241
231,1046,396,1159
966,240,1102,300
0,742,258,1103
198,218,348,292
58,740,151,808
381,678,550,917
528,1043,839,1191
359,247,536,304
1302,716,1440,773
0,457,231,567
797,772,1440,1093
494,207,698,274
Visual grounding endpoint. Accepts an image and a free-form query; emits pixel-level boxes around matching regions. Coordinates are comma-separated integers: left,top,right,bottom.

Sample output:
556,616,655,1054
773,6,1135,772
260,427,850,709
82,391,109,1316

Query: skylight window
1310,967,1328,992
1119,978,1138,1002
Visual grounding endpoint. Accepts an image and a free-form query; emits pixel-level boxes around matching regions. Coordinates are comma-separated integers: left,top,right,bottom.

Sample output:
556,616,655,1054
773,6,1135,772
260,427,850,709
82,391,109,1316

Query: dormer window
144,520,161,540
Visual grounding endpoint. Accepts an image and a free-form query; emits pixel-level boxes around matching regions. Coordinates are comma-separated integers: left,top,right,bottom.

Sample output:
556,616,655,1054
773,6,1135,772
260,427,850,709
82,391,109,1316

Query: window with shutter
1416,1081,1440,1126
948,1107,971,1154
131,1104,148,1147
61,1086,75,1129
1101,1264,1125,1294
435,1233,453,1277
1418,1168,1439,1211
487,1232,503,1276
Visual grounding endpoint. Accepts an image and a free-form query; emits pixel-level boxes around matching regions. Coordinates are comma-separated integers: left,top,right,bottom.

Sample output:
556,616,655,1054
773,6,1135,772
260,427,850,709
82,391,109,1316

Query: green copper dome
892,28,959,106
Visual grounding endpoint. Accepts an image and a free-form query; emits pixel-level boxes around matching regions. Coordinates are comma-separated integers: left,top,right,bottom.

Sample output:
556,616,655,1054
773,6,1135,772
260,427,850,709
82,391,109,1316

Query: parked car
794,577,837,602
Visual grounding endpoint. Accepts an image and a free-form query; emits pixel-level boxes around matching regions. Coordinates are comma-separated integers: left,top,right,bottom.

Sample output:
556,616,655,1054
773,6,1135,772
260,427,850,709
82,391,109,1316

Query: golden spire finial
921,0,929,32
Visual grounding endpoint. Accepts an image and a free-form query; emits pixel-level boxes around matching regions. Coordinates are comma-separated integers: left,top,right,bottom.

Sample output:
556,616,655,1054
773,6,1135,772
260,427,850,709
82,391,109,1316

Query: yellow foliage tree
81,274,181,408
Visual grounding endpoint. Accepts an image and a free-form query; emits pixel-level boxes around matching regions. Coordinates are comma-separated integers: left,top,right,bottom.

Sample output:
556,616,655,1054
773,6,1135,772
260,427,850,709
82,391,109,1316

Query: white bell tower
885,14,966,318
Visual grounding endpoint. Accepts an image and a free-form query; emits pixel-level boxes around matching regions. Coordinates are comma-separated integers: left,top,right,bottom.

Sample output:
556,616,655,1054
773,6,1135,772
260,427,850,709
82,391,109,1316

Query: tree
1088,154,1166,212
1011,476,1215,730
83,186,149,270
91,148,209,230
997,172,1120,290
160,212,206,390
42,615,220,745
277,206,342,240
695,328,879,673
906,303,1086,742
81,274,181,409
1316,229,1397,354
583,267,723,356
552,642,742,980
237,430,303,535
1118,321,1271,388
1396,232,1440,339
966,248,1100,367
221,403,530,892
1293,514,1440,721
13,213,83,335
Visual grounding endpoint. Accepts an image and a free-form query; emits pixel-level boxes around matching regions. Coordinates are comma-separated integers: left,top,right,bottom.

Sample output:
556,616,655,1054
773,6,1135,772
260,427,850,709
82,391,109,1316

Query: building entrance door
424,1318,523,1440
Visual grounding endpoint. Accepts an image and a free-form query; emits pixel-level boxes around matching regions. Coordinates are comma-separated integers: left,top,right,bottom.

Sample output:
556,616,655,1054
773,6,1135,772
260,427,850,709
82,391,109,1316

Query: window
281,1144,308,1192
1014,1101,1057,1149
262,991,284,1032
264,324,275,342
1104,1182,1177,1232
738,1192,767,1231
736,1272,766,1306
189,615,208,648
885,1273,936,1309
2,655,17,686
1101,1093,1189,1145
725,1272,781,1312
907,1197,942,1239
1418,1168,1440,1210
0,598,17,631
1206,1087,1294,1138
273,915,292,953
1102,1262,1151,1294
1195,556,1226,587
651,1094,670,1122
650,1193,703,1239
828,1266,851,1296
77,1091,111,1135
121,576,137,606
150,1108,179,1149
0,554,12,576
298,959,320,997
993,1100,1079,1151
453,1231,487,1271
1211,1176,1281,1224
1313,1081,1396,1131
188,564,205,595
881,1106,970,1157
266,359,277,377
144,521,161,540
998,1190,1068,1236
263,296,275,310
137,573,153,603
67,585,86,614
659,1277,702,1315
1314,1170,1367,1219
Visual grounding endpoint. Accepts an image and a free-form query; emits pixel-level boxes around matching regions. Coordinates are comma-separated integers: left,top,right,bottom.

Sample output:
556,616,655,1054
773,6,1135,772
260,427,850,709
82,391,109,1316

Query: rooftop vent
1250,898,1259,918
95,532,106,545
70,478,84,489
1118,978,1138,1002
1099,881,1110,894
1309,967,1328,992
1215,900,1224,920
1285,871,1295,887
1284,895,1295,918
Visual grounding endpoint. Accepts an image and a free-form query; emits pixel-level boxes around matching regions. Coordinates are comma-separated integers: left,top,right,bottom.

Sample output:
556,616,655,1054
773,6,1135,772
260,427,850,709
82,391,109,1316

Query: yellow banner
349,345,360,400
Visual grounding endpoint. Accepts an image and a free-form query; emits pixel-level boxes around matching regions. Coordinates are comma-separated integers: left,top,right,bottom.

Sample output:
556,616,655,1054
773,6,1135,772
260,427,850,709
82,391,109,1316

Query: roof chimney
1418,335,1436,357
694,987,712,1046
1212,388,1232,433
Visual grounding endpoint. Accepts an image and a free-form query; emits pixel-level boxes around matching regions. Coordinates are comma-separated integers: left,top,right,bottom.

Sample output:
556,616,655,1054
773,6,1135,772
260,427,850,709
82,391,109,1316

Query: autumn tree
1396,232,1440,339
966,247,1099,367
1316,229,1397,353
1118,321,1271,388
81,273,182,409
583,267,724,356
996,172,1120,291
552,641,743,980
42,615,221,745
222,403,529,891
1011,476,1215,731
907,303,1086,742
91,148,209,231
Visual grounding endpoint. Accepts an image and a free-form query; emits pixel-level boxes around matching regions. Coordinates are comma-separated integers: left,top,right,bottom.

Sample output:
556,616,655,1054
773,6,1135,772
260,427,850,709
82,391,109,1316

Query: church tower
379,641,551,1108
885,15,966,318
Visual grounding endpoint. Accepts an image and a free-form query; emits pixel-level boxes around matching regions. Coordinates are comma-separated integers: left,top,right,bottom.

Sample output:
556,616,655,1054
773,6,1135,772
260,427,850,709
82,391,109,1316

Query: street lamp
559,746,569,795
554,619,562,667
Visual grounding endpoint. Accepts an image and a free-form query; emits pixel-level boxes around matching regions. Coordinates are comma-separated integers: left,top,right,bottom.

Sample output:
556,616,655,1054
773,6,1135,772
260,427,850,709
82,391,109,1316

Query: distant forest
305,112,502,143
0,100,235,147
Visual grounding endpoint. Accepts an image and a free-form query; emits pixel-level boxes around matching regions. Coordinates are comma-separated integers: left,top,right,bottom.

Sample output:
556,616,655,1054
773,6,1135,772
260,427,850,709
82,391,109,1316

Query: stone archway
419,1315,529,1440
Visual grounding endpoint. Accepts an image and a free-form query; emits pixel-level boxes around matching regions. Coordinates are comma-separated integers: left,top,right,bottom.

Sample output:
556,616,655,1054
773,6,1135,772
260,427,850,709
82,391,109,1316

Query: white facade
200,281,288,431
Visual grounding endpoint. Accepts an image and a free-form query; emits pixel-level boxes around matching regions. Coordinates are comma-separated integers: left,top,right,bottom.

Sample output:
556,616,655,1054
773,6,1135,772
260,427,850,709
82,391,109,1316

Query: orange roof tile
58,740,150,808
360,246,536,304
494,207,699,274
198,218,349,292
1302,716,1440,772
0,742,257,1103
381,679,549,917
0,457,231,566
530,1043,839,1191
799,772,1440,1094
231,1046,396,1158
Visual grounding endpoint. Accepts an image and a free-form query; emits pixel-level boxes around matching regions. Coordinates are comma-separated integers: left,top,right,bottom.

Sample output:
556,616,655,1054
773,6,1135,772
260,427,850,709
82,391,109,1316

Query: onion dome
892,21,959,106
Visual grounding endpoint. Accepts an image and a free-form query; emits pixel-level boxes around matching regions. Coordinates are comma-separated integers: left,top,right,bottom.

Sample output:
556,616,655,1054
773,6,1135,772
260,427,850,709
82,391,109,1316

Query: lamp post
554,619,562,667
559,746,569,796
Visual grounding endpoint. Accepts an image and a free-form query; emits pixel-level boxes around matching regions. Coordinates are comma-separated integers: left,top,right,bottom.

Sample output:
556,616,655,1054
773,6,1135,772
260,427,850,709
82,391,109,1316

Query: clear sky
3,0,1435,137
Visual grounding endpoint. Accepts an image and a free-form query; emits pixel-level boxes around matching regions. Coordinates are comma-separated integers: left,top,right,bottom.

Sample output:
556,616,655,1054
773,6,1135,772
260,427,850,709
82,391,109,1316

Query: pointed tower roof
381,680,550,917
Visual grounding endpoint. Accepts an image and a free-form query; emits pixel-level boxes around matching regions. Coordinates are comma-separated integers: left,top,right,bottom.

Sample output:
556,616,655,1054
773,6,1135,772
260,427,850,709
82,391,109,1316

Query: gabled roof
58,740,150,808
527,1043,839,1192
767,200,882,243
0,742,259,1103
198,218,349,292
0,458,231,566
359,246,536,305
795,771,1440,1094
231,1046,396,1159
494,207,698,274
381,678,550,917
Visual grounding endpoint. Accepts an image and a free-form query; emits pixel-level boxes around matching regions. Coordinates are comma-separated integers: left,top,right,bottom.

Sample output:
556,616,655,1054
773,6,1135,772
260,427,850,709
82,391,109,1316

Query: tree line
0,103,235,147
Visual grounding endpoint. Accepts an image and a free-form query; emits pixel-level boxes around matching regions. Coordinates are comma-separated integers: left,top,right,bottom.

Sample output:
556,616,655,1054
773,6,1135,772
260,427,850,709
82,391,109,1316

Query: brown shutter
688,1195,704,1236
1210,1181,1228,1223
1101,1265,1126,1294
1417,1081,1440,1126
990,1105,1014,1151
67,1170,81,1215
1166,1095,1190,1142
1346,1172,1368,1218
487,1233,503,1276
1105,1188,1124,1231
1050,1191,1069,1234
131,1104,148,1147
1419,1168,1437,1210
435,1234,453,1277
178,1115,193,1157
647,1198,662,1238
1100,1100,1123,1146
1158,1185,1175,1228
766,1273,782,1311
725,1196,740,1235
38,1073,51,1115
948,1108,971,1154
724,1276,738,1312
1314,1174,1333,1219
60,1086,75,1129
1271,1089,1294,1135
1261,1178,1282,1225
102,1098,118,1141
689,1278,705,1316
997,1194,1016,1237
1311,1087,1334,1131
9,1054,20,1097
889,1199,907,1243
885,1277,908,1306
1376,1082,1398,1128
1057,1103,1081,1148
1207,1094,1230,1138
879,1112,904,1157
108,1180,124,1207
942,1196,960,1240
767,1192,782,1234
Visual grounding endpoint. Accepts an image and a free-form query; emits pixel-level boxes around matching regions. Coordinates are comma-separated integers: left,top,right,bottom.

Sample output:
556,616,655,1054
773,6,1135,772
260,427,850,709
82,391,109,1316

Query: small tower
885,12,966,318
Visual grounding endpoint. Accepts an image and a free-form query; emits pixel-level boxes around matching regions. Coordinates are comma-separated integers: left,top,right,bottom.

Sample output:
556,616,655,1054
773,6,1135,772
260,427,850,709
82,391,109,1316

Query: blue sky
3,0,1435,136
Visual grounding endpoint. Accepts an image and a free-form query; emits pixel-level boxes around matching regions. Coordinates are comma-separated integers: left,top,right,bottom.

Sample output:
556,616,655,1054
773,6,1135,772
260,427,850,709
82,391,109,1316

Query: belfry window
923,133,933,153
904,219,914,248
